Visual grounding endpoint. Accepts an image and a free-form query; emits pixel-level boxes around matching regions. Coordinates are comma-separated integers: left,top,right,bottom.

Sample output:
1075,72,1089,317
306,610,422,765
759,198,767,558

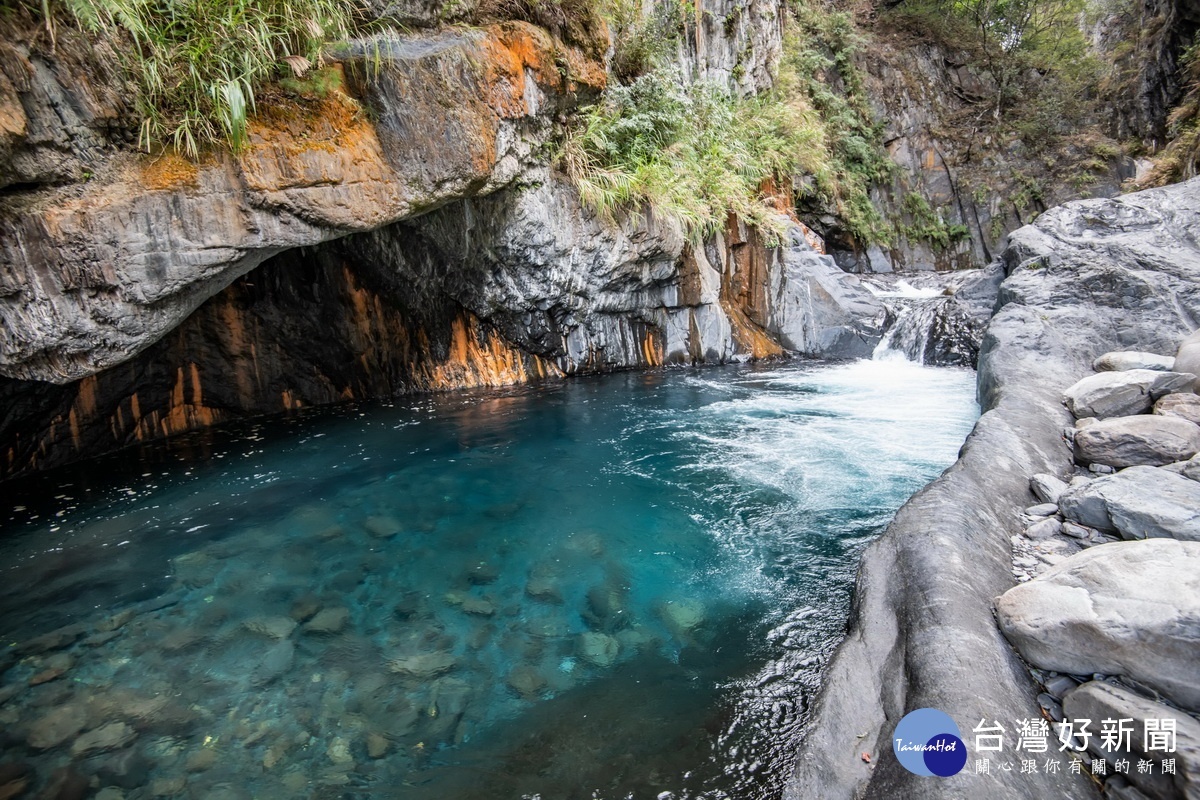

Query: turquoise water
0,359,978,799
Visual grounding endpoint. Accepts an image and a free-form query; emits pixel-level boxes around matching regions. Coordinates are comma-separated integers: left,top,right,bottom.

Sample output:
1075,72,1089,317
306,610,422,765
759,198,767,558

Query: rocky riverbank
997,342,1200,799
791,177,1200,798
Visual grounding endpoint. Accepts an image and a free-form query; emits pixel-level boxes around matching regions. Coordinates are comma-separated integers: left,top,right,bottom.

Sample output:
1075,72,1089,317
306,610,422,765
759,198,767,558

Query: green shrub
558,68,827,242
778,3,894,243
31,0,363,156
895,193,970,250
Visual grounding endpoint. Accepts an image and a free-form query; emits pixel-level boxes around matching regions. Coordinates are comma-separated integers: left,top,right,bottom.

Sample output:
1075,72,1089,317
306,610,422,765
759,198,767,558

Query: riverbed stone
1063,680,1200,800
250,640,295,687
1030,473,1069,504
1059,466,1200,540
366,732,389,759
363,516,401,539
460,597,496,616
995,539,1200,711
303,607,349,635
1062,370,1196,419
1093,351,1176,372
578,632,620,667
1073,415,1200,468
0,762,30,800
506,664,547,698
27,703,87,749
242,616,297,640
71,722,136,757
1024,503,1060,516
1155,392,1200,426
525,576,563,604
388,651,456,679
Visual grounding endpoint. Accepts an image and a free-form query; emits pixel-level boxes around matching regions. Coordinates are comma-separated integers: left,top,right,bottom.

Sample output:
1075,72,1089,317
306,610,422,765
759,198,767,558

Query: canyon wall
0,3,888,481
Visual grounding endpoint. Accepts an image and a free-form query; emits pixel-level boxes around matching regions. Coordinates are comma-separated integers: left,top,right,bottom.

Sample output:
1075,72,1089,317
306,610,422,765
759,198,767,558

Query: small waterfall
863,277,985,368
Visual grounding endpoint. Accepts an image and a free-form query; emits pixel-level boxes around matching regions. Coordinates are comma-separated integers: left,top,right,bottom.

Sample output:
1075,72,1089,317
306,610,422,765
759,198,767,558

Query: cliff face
0,176,884,479
0,22,605,384
0,2,888,480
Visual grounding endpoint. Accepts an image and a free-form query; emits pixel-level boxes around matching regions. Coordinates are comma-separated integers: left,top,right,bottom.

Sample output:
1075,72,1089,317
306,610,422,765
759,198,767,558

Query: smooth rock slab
1063,680,1200,800
1062,370,1196,419
1073,415,1200,468
995,539,1200,711
1093,351,1176,372
1155,392,1200,426
1058,466,1200,539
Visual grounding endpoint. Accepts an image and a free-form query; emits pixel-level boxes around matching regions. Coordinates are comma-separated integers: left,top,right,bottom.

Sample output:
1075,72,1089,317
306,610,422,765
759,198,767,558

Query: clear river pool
0,358,978,799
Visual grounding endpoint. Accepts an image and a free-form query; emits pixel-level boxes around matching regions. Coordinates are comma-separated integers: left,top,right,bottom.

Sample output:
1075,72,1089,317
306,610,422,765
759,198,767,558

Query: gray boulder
1031,473,1070,504
1062,370,1197,419
1164,454,1200,481
1025,517,1063,539
995,539,1200,711
1074,415,1200,468
1175,330,1200,393
1063,680,1200,800
1155,392,1200,426
1093,351,1176,372
1059,465,1200,540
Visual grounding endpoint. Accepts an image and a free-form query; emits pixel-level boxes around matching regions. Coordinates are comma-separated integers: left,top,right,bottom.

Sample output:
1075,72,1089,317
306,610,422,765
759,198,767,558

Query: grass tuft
30,0,365,157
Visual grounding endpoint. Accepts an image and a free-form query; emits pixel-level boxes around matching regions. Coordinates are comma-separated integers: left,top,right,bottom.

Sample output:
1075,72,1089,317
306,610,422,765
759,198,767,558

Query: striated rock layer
0,7,887,481
0,170,884,480
0,21,605,384
791,178,1200,798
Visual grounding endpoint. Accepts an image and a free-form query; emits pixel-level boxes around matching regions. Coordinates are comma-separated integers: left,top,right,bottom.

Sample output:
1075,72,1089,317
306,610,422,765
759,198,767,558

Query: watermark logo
893,708,968,777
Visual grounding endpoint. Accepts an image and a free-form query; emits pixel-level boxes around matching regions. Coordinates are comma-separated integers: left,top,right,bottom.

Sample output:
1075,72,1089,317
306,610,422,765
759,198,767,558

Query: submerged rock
659,598,707,636
70,722,136,758
242,616,297,640
995,539,1200,711
0,763,30,800
303,607,350,635
387,651,457,679
1073,415,1200,468
249,640,295,687
506,665,547,699
27,703,87,749
577,632,620,668
524,576,563,604
363,516,402,539
1062,370,1195,419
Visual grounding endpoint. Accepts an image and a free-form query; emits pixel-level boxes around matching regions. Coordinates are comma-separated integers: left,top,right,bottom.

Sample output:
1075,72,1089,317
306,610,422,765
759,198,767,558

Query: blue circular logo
892,708,967,777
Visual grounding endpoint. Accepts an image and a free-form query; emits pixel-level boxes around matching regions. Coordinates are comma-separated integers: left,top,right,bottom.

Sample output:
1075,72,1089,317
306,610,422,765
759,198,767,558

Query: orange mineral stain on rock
640,327,664,366
421,313,562,391
139,153,200,191
130,365,221,440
